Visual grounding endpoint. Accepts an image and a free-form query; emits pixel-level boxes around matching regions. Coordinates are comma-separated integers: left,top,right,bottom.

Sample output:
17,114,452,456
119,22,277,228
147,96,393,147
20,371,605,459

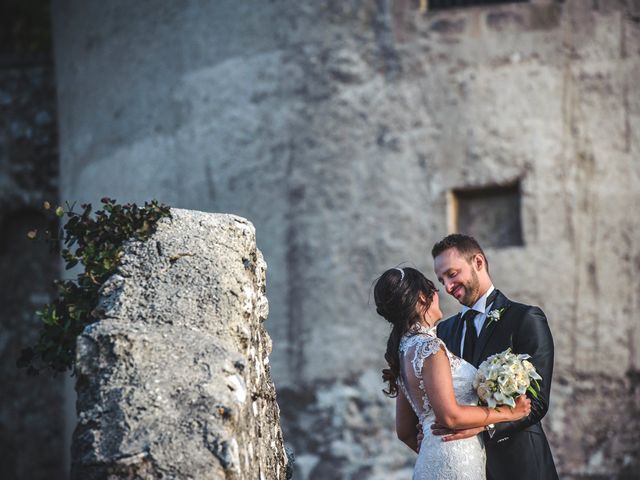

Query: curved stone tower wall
53,1,640,478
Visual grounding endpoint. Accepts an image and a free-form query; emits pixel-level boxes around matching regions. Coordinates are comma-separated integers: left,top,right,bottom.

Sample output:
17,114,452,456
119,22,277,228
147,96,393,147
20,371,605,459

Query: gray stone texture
0,46,64,480
71,209,288,479
52,0,640,478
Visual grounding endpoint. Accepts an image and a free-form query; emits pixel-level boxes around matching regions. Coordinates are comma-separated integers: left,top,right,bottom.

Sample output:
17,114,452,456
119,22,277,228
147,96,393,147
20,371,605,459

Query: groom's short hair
431,234,489,268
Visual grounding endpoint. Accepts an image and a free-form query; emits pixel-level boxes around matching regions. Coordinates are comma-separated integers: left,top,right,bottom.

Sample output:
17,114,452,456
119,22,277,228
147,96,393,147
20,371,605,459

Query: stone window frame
446,180,524,248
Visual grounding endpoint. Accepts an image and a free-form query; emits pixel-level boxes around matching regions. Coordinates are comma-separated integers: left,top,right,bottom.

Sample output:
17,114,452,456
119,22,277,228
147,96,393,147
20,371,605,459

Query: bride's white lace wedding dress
398,326,486,480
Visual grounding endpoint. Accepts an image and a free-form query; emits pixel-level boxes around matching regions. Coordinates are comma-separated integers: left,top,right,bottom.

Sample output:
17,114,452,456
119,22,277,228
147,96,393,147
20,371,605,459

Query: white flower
522,360,542,381
501,377,518,396
515,372,529,393
486,307,505,326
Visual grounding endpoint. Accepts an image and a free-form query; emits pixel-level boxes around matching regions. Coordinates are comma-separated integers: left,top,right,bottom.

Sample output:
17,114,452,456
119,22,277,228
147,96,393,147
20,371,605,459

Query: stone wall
71,209,288,479
52,1,640,478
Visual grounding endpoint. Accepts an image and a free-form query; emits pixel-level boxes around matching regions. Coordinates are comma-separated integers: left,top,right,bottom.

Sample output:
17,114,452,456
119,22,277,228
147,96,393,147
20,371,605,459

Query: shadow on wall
0,209,65,480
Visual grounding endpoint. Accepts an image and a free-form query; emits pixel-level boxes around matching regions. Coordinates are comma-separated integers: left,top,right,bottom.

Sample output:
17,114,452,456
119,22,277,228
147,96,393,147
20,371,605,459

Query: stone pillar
71,209,288,479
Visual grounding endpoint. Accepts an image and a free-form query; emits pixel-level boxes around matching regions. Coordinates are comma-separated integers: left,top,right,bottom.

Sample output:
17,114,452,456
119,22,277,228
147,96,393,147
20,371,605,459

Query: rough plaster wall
52,0,295,383
71,209,288,479
53,0,640,478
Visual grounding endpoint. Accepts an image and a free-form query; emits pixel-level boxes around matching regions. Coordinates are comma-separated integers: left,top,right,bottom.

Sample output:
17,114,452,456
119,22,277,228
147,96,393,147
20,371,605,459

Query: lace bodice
398,327,478,424
398,326,486,480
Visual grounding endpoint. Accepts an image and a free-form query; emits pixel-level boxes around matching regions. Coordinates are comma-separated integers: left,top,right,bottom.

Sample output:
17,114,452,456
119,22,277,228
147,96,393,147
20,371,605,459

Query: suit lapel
472,290,511,366
452,312,464,357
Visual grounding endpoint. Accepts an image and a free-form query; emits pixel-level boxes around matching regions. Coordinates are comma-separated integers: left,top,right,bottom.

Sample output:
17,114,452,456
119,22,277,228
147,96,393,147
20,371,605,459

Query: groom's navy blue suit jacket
437,290,559,480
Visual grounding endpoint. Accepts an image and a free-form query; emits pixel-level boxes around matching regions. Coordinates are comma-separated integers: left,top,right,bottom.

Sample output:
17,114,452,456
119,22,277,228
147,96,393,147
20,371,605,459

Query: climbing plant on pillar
17,198,171,375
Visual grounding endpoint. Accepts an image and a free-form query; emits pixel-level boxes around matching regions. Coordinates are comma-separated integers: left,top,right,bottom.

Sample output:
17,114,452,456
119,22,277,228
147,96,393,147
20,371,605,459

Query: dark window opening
450,182,524,248
429,0,528,9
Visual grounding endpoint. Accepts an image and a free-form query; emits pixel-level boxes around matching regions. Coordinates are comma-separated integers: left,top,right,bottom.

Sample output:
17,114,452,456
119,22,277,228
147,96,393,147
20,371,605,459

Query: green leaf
65,261,78,270
21,198,171,374
533,378,541,391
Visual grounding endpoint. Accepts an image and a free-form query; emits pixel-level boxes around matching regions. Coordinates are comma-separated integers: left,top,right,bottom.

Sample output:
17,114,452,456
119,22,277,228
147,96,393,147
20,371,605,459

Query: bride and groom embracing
374,234,558,480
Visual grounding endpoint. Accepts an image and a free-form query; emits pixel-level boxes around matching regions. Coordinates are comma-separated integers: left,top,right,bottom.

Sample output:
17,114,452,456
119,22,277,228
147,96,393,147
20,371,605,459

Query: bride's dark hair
373,267,438,397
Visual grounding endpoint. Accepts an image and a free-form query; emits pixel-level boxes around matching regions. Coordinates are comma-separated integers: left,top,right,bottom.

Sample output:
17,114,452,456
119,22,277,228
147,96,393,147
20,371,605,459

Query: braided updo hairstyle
374,267,438,397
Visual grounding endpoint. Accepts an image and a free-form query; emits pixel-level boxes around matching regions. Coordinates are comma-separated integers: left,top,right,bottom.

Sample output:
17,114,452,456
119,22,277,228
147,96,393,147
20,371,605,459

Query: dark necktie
462,309,479,363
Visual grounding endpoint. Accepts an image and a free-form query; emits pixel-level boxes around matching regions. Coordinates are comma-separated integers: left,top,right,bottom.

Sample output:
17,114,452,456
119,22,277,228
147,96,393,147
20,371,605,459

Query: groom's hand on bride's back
430,423,484,442
430,422,453,437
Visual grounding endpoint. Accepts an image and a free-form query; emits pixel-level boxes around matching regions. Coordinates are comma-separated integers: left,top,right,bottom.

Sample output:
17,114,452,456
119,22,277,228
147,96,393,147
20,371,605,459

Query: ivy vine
17,198,172,375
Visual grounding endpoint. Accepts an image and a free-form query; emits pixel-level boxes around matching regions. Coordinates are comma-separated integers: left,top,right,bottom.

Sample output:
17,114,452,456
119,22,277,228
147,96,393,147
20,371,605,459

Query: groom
431,234,558,480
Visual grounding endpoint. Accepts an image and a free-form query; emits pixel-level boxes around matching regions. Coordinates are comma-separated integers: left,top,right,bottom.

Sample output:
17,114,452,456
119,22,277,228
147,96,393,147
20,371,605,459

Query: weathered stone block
71,209,288,480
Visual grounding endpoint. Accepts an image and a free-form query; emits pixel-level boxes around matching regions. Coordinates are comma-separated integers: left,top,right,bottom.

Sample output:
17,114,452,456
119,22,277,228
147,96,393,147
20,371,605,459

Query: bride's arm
396,389,420,453
422,347,530,430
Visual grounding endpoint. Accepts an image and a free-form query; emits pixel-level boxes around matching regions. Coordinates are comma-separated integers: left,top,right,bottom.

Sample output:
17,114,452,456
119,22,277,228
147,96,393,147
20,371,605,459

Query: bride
374,267,530,480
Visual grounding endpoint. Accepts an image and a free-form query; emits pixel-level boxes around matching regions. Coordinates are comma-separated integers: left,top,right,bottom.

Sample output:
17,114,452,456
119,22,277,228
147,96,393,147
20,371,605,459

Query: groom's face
433,248,481,307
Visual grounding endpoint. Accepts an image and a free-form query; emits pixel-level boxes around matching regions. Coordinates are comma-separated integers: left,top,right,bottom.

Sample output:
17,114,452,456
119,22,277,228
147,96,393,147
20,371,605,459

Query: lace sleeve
411,336,445,379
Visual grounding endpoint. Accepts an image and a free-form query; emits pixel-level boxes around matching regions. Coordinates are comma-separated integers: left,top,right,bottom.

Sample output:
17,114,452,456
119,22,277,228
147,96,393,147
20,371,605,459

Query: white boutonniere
486,308,505,326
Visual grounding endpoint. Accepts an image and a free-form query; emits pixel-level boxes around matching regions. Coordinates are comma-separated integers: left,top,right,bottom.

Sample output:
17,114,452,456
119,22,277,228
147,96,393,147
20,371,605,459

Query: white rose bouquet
473,348,542,409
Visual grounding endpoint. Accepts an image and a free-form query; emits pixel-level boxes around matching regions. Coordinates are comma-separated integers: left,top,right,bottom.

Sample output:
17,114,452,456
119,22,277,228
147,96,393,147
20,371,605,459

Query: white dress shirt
459,285,496,357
